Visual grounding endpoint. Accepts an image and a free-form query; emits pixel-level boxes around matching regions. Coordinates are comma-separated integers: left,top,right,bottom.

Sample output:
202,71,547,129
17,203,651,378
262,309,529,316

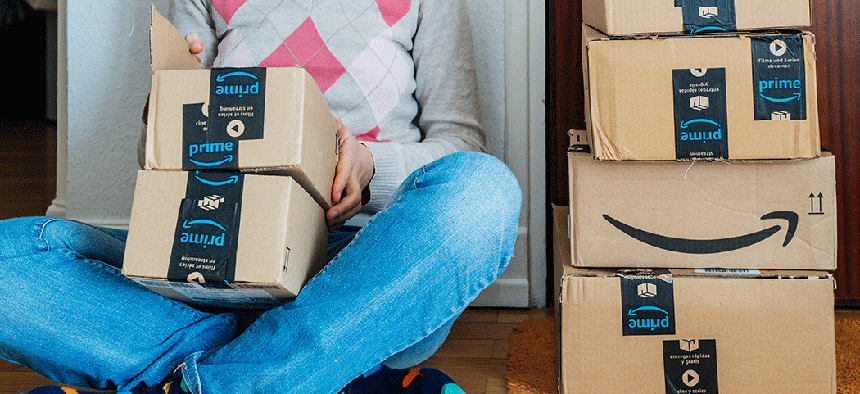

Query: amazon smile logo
603,211,798,254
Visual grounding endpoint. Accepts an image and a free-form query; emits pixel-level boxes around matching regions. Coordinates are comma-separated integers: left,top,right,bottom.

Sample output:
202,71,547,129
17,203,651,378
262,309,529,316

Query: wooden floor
0,119,56,220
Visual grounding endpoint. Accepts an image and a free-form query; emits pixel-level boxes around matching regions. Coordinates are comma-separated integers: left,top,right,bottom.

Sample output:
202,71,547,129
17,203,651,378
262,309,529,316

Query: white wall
63,0,169,225
60,0,505,226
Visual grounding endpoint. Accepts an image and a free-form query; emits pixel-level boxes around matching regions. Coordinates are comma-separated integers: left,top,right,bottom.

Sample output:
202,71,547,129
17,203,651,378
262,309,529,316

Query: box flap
150,5,201,72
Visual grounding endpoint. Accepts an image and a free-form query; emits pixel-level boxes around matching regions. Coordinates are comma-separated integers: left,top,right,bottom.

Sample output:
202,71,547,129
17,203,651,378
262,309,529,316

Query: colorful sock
339,365,466,394
25,366,190,394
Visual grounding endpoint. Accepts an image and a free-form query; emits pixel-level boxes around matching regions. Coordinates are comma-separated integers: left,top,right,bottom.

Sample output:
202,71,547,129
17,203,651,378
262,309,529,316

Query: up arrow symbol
809,192,825,215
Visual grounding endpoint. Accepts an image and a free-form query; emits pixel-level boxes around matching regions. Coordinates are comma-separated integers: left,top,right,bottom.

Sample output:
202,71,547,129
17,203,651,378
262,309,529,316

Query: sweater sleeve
361,0,487,212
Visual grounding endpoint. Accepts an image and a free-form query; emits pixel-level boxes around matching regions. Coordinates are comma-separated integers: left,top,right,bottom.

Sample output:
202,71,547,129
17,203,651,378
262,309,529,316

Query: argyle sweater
166,0,487,213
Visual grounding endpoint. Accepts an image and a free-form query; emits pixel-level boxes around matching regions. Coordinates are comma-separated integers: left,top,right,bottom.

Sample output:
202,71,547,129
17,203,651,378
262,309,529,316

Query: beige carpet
507,317,860,394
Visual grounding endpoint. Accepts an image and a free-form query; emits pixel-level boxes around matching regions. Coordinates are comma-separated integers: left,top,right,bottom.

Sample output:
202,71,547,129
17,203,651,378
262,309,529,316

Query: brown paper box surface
583,0,811,36
146,8,337,209
567,147,837,270
123,170,328,309
551,206,836,394
583,25,820,161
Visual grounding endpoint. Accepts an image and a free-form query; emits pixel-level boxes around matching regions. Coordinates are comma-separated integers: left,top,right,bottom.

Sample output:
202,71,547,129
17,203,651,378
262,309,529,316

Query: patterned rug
507,317,860,394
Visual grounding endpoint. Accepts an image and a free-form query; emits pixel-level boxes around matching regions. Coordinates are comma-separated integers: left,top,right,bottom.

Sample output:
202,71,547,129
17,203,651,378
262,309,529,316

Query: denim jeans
0,152,521,394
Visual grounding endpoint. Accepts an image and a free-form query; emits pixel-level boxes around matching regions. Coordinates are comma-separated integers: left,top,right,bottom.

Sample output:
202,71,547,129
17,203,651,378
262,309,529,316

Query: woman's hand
185,33,204,60
327,119,375,231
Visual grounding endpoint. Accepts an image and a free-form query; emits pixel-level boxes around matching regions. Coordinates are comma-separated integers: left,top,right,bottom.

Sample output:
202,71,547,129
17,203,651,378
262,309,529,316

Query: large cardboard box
551,206,837,394
567,145,837,270
583,0,810,36
123,170,328,309
146,8,338,209
583,24,820,161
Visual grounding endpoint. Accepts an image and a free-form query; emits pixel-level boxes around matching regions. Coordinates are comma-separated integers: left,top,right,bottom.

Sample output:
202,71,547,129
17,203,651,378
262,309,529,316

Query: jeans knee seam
36,218,60,251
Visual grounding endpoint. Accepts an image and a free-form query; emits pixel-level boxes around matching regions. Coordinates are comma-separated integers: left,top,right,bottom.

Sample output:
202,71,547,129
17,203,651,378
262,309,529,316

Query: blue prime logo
759,77,802,103
214,71,260,98
180,219,226,248
679,119,722,142
187,141,235,167
627,306,671,332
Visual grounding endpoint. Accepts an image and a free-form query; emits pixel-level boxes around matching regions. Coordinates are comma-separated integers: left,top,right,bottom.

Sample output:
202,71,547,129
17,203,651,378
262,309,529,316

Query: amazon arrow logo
603,211,798,254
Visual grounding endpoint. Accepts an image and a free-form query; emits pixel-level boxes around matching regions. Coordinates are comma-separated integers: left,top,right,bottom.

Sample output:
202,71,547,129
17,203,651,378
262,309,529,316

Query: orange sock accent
402,368,421,388
59,389,79,394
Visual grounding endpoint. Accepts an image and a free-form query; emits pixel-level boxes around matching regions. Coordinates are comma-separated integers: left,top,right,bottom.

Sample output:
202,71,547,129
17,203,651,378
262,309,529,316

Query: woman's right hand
185,33,204,60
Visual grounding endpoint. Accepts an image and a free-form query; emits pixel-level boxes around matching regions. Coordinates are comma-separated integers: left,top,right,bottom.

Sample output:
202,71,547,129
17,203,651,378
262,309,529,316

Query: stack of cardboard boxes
121,8,338,310
554,1,838,392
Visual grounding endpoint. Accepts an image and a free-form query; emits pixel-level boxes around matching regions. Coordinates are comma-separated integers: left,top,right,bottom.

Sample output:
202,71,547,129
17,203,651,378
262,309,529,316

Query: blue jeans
0,152,521,394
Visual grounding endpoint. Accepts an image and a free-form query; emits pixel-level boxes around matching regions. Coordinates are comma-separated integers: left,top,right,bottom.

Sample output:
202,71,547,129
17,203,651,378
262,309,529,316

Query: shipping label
672,68,729,159
621,276,676,336
663,339,719,394
751,34,806,120
675,0,736,33
168,171,244,283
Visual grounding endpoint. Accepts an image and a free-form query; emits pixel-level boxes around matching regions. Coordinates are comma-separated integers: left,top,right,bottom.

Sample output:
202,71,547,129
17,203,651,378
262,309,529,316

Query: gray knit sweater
144,0,486,214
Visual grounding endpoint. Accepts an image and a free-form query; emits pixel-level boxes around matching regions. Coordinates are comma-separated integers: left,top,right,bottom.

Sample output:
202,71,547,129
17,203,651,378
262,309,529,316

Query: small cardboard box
583,0,811,36
567,144,837,270
146,7,337,209
551,206,837,394
123,170,328,309
583,24,820,161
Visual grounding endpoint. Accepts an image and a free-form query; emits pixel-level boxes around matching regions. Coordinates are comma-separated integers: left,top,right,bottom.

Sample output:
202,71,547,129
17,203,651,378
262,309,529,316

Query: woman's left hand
327,119,375,231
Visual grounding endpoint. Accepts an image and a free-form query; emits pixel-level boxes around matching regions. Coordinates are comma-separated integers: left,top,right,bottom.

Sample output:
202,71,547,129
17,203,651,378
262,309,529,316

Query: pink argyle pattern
212,0,245,25
259,18,346,93
356,126,391,143
375,0,412,26
209,0,416,140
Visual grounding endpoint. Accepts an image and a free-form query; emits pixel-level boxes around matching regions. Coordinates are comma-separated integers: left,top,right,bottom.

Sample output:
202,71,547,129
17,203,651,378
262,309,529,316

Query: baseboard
45,197,66,218
471,278,530,308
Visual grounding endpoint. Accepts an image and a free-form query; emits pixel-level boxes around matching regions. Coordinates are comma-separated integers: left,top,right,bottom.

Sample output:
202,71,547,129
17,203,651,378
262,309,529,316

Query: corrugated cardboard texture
583,0,810,36
558,272,836,394
552,207,836,394
149,6,200,72
567,149,837,269
146,8,337,209
583,25,820,161
123,170,327,297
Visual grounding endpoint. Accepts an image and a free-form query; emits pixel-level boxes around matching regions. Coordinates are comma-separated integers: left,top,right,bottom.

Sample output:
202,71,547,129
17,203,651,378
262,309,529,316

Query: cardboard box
583,24,820,161
123,170,328,309
146,7,338,209
567,145,837,270
583,0,811,36
551,206,837,394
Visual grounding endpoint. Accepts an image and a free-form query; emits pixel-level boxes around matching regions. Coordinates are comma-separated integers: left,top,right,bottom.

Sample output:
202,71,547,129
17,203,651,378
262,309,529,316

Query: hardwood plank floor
0,119,56,220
